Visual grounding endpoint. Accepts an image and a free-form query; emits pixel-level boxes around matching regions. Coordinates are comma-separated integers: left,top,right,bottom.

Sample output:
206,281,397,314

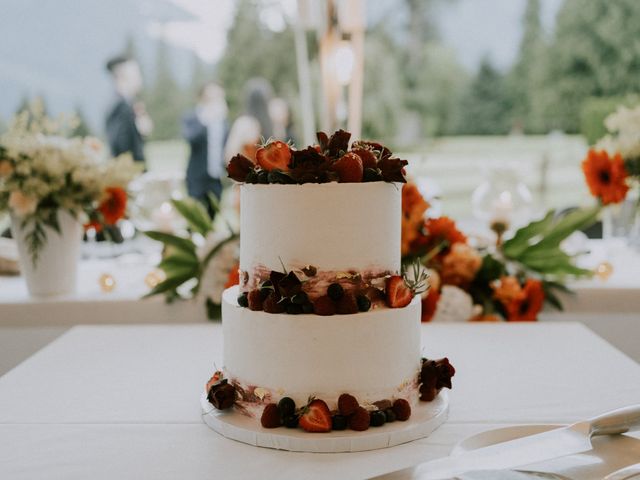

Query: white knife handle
589,405,640,436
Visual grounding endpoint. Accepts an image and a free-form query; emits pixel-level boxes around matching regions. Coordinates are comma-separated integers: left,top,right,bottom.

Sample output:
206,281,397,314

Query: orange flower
415,216,467,260
401,183,430,256
421,289,440,322
504,279,545,322
99,187,128,225
440,243,482,287
582,149,629,205
225,263,240,289
492,276,523,305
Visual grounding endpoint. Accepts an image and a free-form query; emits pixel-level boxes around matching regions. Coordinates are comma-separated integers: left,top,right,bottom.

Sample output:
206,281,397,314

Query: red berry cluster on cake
205,130,455,434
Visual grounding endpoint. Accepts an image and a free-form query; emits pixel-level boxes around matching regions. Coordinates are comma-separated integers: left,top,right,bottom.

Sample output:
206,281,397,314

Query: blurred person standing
104,55,152,166
224,78,274,163
182,82,229,216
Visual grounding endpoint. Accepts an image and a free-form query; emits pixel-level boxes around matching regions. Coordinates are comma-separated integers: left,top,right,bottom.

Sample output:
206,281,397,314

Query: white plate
201,390,449,453
452,424,640,480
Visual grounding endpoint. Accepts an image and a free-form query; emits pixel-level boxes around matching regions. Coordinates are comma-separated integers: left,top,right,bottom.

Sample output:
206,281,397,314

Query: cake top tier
239,181,401,278
227,129,408,185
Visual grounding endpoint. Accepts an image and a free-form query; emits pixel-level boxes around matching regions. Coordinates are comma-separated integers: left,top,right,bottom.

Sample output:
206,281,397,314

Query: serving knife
377,405,640,480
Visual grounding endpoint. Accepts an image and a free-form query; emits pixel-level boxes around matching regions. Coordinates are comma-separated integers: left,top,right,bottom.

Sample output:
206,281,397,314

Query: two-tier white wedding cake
204,130,454,445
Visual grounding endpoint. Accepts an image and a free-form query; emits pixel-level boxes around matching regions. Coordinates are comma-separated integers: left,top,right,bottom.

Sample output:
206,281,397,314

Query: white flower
431,285,476,323
198,233,239,305
8,190,38,217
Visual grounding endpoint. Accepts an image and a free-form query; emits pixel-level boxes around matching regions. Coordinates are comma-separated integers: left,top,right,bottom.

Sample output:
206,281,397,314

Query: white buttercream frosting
222,286,421,409
239,182,401,274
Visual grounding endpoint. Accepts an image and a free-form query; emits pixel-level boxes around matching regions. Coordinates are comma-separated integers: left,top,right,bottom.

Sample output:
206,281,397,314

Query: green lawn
145,134,592,220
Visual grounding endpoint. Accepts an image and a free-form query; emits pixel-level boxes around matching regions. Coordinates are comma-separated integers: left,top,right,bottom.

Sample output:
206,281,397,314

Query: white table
1,323,639,479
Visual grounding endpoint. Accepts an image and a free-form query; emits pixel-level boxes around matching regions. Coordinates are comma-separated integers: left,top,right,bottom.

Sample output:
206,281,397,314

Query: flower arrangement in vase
582,104,640,246
0,101,140,296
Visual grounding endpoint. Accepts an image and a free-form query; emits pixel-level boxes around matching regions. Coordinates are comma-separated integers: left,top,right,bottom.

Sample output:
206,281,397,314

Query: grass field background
146,134,591,220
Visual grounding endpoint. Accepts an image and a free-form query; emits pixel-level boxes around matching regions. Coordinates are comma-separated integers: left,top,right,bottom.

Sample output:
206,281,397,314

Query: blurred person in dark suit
105,55,152,166
182,82,229,217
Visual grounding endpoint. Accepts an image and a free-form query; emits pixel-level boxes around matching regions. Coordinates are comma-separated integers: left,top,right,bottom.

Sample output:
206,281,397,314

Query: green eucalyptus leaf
502,210,555,258
143,273,194,298
144,230,196,254
171,197,212,236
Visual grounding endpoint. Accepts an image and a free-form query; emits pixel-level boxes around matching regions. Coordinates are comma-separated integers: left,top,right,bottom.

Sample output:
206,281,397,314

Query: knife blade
376,405,640,480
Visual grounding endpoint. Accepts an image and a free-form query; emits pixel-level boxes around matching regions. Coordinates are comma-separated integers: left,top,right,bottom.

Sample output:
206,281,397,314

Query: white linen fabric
0,323,639,479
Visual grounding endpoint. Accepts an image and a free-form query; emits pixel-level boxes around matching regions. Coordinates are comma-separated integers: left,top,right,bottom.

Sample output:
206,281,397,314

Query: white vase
11,210,82,297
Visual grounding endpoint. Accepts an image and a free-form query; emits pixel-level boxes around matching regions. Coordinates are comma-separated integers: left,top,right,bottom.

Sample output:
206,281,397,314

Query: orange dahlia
503,278,545,322
401,183,430,256
492,276,524,305
440,243,482,288
421,289,440,322
582,149,629,205
99,187,128,225
415,216,467,260
225,263,240,289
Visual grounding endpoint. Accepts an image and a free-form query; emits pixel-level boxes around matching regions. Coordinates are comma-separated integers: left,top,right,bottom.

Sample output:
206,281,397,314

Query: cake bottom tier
222,286,422,412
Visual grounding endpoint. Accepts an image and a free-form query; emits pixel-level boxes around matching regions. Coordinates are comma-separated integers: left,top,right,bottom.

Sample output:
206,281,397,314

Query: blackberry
284,415,299,428
237,292,249,308
384,408,396,423
363,167,383,182
301,302,314,314
291,292,308,305
277,397,296,419
370,410,386,427
257,169,269,184
286,303,303,315
327,283,344,301
331,415,347,431
356,294,371,312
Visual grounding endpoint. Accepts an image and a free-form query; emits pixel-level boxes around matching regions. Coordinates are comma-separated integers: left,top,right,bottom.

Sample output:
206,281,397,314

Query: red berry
392,398,411,421
386,276,413,308
333,152,363,183
348,406,370,431
338,393,359,416
262,292,285,314
260,403,281,428
299,399,332,433
352,148,377,169
256,141,291,172
248,289,264,311
335,292,359,315
313,295,336,316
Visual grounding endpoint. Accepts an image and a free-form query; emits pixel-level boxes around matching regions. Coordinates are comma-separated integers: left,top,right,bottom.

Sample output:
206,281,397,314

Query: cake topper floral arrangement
401,183,599,322
227,129,408,184
0,101,140,266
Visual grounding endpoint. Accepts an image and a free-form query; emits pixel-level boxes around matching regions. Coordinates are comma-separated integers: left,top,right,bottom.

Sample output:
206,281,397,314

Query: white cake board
200,390,449,453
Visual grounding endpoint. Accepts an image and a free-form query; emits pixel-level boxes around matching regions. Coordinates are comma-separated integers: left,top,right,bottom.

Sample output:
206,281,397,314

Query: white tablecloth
1,323,639,479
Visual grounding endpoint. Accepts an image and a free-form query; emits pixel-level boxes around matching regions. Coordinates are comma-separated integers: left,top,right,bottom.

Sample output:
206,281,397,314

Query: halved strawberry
333,152,363,183
298,399,332,433
386,275,414,308
256,141,292,172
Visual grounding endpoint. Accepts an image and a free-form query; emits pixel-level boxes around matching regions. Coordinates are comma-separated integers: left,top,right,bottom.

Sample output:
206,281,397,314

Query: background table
1,323,639,479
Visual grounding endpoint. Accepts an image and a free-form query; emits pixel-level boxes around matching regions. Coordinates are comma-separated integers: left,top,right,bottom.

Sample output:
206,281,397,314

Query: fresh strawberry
335,292,359,315
351,148,377,169
262,292,285,314
348,406,370,431
392,398,411,421
313,295,336,316
260,403,281,428
298,399,332,433
247,289,264,311
333,152,363,183
338,393,359,416
256,141,292,172
386,275,413,308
